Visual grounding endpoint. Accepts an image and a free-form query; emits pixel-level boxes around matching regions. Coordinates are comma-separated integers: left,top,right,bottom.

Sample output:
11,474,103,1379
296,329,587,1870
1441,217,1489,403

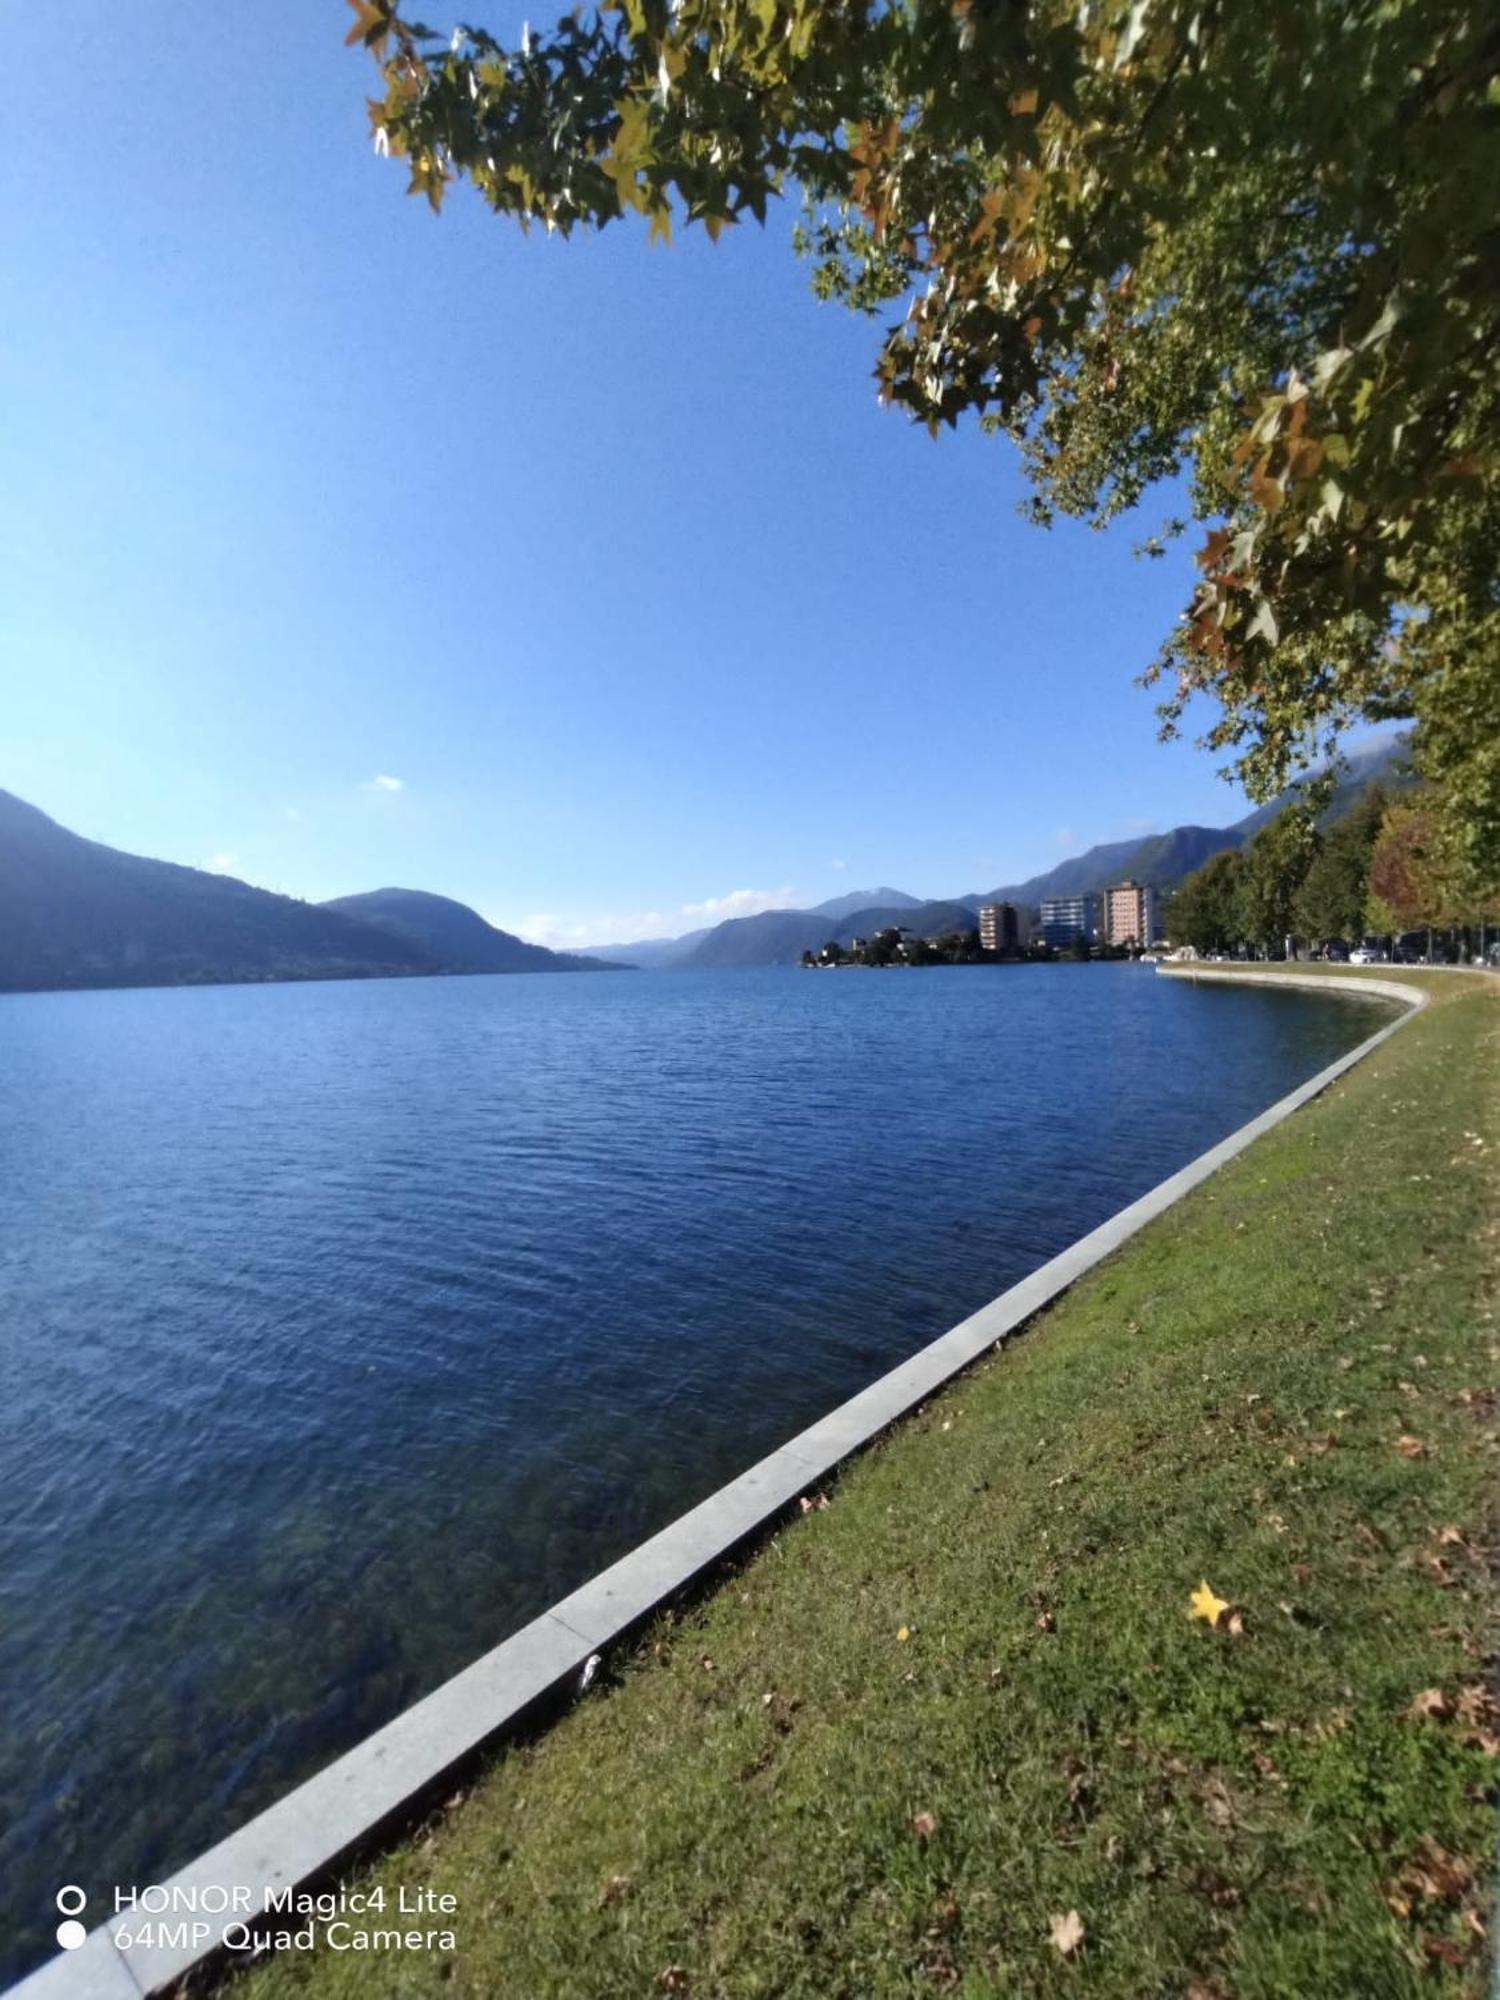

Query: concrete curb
7,969,1433,1999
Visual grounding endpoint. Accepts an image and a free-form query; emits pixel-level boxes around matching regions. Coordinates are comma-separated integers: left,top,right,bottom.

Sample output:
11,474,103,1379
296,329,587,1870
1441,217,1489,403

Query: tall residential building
978,901,1020,952
1101,880,1158,947
1039,893,1100,947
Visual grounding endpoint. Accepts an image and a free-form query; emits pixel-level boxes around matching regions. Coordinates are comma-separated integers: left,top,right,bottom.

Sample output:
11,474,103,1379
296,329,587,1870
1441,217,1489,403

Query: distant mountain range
681,900,979,970
1,736,1409,993
0,790,623,994
585,736,1411,969
320,888,604,976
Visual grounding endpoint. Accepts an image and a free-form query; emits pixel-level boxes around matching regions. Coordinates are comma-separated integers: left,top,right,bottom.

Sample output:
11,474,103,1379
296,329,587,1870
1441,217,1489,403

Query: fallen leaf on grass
1396,1435,1428,1458
599,1874,630,1907
798,1493,830,1513
657,1969,690,1993
1049,1909,1085,1956
911,1810,937,1837
1408,1688,1453,1721
1189,1580,1230,1627
1202,1777,1234,1827
1456,1685,1500,1728
897,1626,911,1643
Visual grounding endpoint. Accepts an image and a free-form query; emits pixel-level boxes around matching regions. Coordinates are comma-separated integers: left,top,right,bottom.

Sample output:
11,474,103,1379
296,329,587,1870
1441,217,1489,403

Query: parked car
1349,946,1388,965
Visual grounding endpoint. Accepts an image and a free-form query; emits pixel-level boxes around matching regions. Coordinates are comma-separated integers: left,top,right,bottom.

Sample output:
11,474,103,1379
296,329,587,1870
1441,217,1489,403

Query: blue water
0,964,1381,1977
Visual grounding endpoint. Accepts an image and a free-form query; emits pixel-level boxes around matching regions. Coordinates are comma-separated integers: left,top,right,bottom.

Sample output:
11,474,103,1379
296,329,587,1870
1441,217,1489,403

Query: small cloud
1053,826,1077,850
515,885,801,951
366,773,404,793
202,852,239,875
283,806,302,822
830,857,848,871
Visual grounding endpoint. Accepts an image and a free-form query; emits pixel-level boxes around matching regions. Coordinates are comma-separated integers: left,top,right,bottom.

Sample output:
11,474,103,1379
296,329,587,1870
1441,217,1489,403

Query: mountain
646,735,1416,971
833,900,978,944
680,898,978,968
575,927,713,969
971,836,1157,910
973,734,1414,910
0,791,626,995
0,789,434,994
319,889,620,974
982,823,1241,905
809,886,923,922
677,908,837,968
1229,731,1414,839
580,890,923,968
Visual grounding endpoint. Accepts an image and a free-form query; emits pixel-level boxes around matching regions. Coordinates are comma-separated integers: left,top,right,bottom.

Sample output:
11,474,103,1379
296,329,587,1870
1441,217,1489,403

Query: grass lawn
236,970,1498,2000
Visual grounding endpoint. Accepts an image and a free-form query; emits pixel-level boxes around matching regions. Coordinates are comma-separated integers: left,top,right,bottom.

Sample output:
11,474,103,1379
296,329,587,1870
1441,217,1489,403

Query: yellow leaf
1189,1579,1229,1627
345,0,392,50
648,205,672,246
897,1625,910,1642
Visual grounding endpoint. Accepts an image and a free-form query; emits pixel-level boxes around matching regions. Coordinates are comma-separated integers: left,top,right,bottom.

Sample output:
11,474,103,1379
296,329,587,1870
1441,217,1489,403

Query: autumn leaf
1189,1580,1230,1627
911,1810,937,1837
345,0,394,51
599,1874,630,1907
1396,1435,1427,1458
897,1625,911,1642
1049,1908,1085,1956
1408,1688,1452,1721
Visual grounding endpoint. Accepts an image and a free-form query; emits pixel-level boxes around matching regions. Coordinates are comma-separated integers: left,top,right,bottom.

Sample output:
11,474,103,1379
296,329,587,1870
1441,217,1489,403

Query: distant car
1323,941,1350,963
1349,946,1387,965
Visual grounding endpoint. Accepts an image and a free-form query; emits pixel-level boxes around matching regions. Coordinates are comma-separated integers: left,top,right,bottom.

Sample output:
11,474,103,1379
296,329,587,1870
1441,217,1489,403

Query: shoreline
6,967,1438,2000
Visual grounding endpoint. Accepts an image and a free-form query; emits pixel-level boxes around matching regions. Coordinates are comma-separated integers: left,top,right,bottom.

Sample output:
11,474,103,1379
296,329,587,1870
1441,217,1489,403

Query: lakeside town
801,878,1498,970
800,775,1500,974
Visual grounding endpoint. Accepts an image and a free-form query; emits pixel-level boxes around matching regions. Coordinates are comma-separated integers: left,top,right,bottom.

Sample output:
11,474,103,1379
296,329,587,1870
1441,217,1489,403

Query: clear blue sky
5,2,1267,946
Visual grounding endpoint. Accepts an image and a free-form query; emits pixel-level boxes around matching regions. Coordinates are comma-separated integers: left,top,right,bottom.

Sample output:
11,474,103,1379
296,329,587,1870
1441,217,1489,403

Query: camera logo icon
55,1887,87,1951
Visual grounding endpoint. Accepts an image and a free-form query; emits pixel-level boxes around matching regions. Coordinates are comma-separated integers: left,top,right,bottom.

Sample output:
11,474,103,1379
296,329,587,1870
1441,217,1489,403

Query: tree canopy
1167,846,1243,955
1292,782,1388,940
349,0,1499,883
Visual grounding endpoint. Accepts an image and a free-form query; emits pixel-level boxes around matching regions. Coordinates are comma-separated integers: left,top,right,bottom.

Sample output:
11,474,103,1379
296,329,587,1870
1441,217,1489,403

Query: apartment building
1101,880,1158,947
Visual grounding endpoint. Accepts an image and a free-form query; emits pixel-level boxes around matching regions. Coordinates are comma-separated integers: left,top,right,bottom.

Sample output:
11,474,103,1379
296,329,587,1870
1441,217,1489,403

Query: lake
0,963,1382,1978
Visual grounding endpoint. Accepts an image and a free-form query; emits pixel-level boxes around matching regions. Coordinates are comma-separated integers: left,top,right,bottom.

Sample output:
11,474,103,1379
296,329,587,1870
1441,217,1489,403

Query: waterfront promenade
219,968,1496,1998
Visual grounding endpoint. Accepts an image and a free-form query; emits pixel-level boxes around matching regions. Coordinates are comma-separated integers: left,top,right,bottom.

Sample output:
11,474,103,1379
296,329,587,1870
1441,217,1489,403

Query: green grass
238,971,1498,2000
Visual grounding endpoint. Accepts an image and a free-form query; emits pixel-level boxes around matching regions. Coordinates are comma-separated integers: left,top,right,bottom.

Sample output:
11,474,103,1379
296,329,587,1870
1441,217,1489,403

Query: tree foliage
1293,782,1388,940
350,0,1499,881
1366,798,1453,931
1235,808,1321,954
1168,846,1243,954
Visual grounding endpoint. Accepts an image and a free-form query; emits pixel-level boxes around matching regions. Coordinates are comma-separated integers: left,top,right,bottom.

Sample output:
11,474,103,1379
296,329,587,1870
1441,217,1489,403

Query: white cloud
284,806,302,822
830,857,848,871
202,852,239,875
514,885,801,951
366,773,404,793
